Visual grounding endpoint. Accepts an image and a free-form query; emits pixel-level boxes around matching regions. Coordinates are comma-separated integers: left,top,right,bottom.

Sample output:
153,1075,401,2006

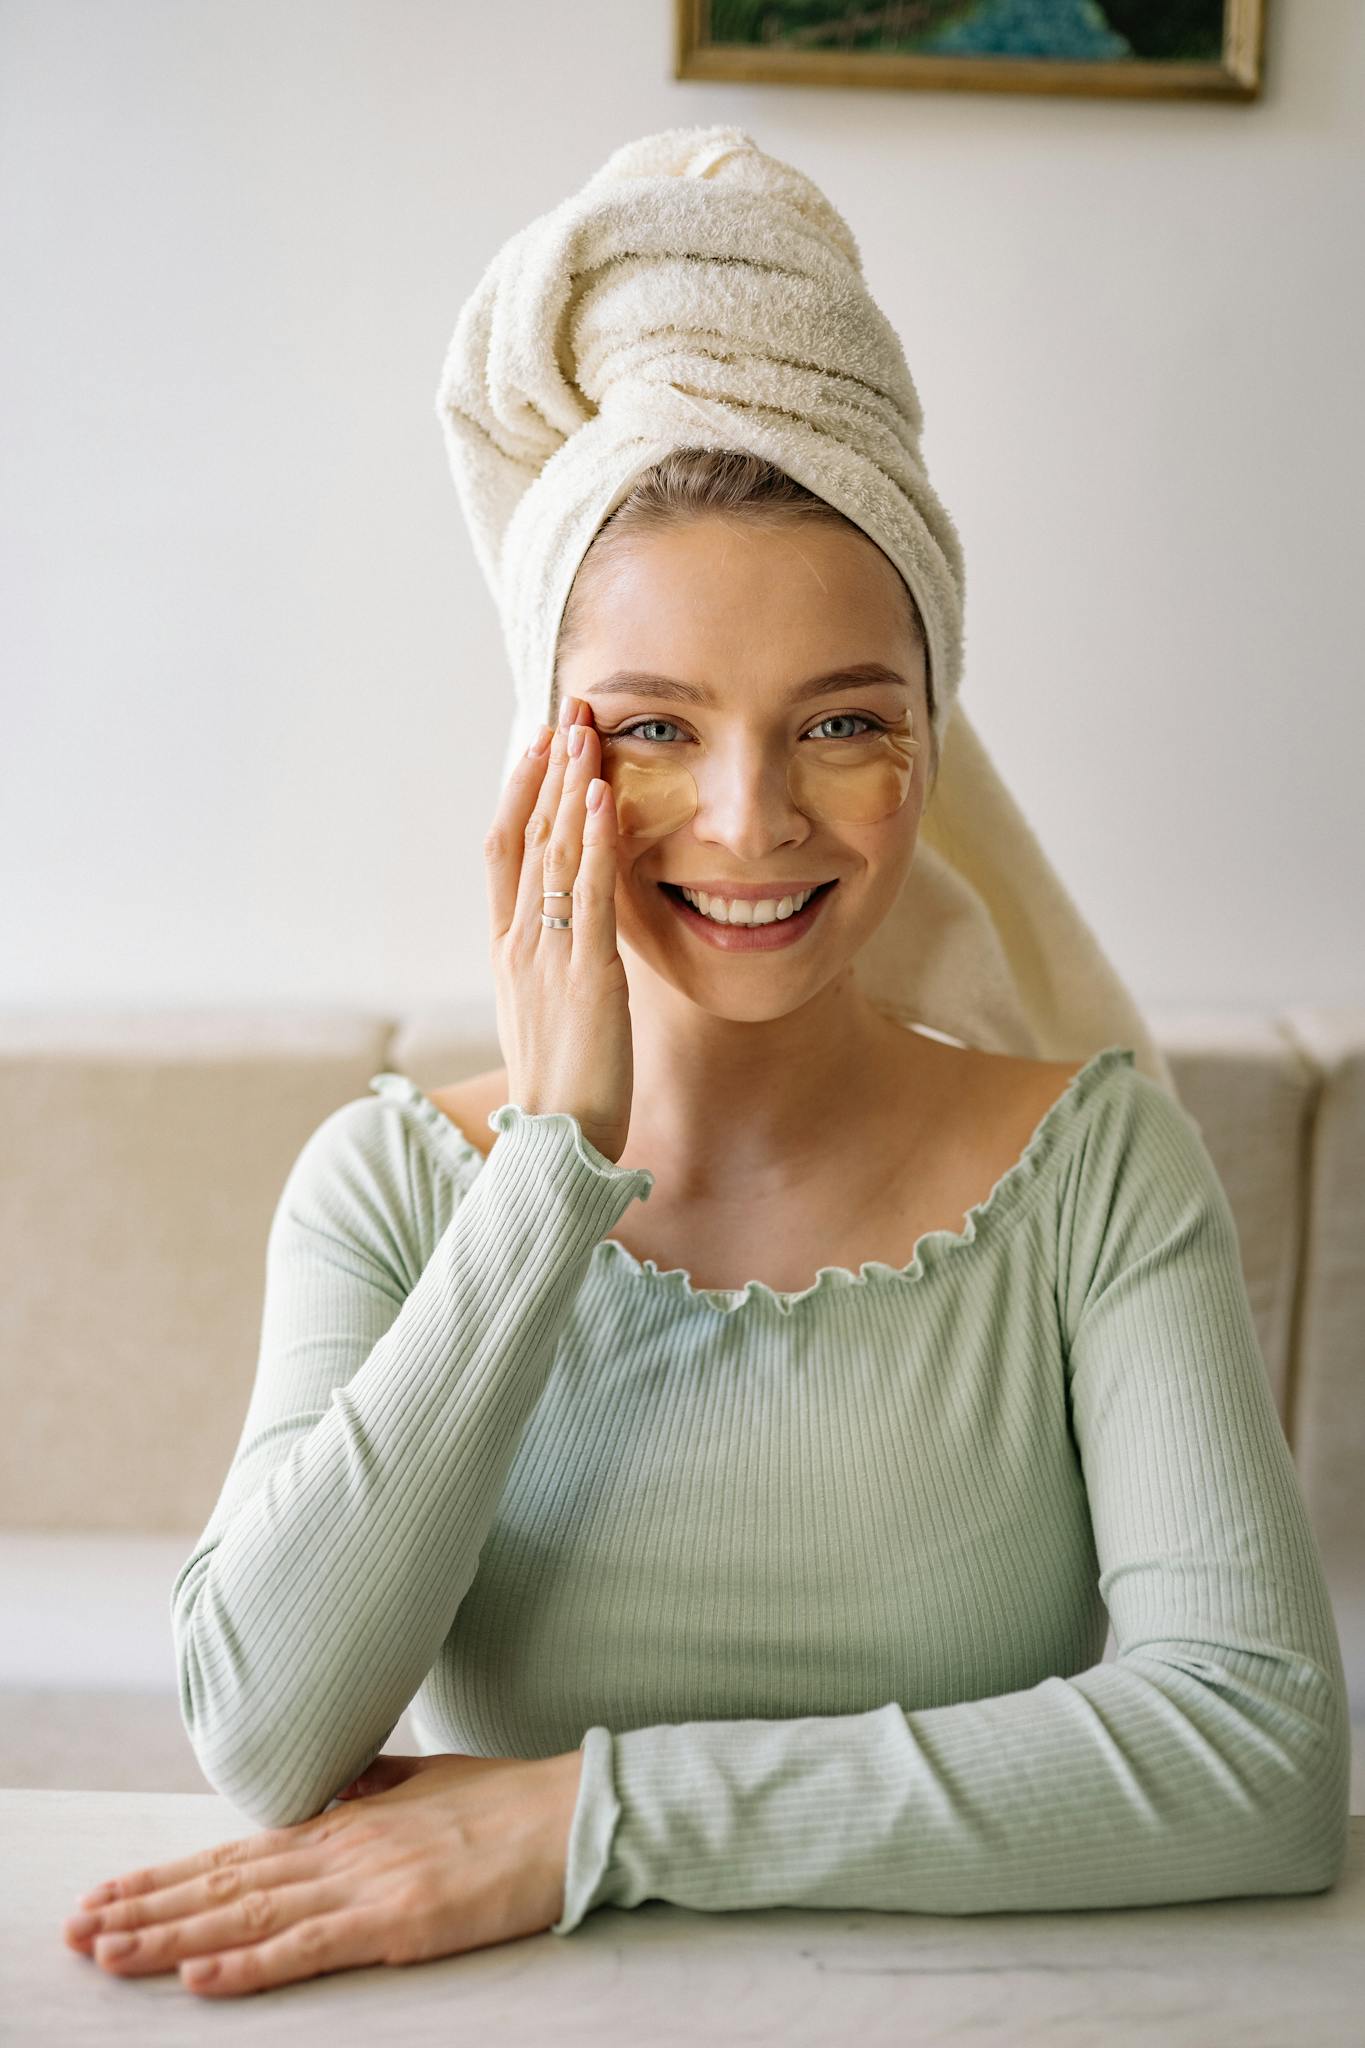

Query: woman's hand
485,692,635,1165
62,1748,584,1998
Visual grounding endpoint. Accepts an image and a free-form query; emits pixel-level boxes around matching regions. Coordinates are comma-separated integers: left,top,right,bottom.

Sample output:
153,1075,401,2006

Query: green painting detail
707,0,1226,63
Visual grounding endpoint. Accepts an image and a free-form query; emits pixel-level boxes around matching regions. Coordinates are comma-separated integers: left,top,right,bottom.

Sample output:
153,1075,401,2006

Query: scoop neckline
367,1043,1136,1317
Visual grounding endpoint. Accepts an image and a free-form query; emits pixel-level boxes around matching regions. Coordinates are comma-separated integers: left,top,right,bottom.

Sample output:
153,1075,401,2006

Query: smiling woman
103,121,1350,2004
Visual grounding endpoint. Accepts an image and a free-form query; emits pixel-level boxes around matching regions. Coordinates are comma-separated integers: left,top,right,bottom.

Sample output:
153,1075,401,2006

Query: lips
657,877,839,949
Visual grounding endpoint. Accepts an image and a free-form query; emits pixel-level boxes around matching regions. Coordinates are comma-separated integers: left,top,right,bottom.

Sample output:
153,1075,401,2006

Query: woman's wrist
539,1747,587,1916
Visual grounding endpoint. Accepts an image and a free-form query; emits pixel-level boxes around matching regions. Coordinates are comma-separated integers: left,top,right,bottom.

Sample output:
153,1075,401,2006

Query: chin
619,933,856,1027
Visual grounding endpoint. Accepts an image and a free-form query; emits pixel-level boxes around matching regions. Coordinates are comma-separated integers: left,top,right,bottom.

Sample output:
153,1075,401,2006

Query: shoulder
270,1086,456,1285
907,1034,1093,1167
970,1039,1203,1200
922,1040,1233,1332
915,1036,1208,1229
1048,1052,1240,1306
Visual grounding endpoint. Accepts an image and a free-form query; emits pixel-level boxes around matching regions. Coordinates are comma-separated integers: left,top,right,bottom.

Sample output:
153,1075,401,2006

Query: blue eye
807,714,887,742
611,718,684,744
609,713,889,745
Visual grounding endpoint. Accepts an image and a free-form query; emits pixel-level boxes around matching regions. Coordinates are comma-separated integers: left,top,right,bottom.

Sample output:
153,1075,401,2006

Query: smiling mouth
657,878,839,922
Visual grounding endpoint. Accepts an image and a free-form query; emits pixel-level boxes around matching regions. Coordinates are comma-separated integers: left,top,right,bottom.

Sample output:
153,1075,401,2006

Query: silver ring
541,888,572,930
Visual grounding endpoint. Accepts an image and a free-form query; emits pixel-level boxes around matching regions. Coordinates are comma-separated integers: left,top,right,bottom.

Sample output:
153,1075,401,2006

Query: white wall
2,0,1361,1017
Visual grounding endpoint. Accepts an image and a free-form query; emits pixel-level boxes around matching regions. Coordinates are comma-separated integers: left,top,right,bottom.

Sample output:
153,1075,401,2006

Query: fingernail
567,723,586,756
185,1958,219,1983
100,1934,137,1957
526,724,551,756
558,696,576,729
68,1913,101,1936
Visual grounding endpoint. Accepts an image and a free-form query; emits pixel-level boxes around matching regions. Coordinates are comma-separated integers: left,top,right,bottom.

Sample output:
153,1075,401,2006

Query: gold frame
673,1,1266,102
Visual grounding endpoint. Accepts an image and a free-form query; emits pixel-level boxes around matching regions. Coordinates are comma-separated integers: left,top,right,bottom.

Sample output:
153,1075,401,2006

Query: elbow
177,1691,341,1833
1256,1685,1352,1897
198,1753,338,1835
174,1602,339,1832
1276,1729,1351,1895
1168,1642,1353,1899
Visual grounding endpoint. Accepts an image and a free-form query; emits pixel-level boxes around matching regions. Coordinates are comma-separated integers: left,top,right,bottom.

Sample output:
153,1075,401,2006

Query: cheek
599,729,923,839
602,753,697,839
789,729,919,824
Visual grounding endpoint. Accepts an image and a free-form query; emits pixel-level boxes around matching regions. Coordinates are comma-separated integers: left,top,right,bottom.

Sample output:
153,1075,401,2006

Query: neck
617,961,920,1196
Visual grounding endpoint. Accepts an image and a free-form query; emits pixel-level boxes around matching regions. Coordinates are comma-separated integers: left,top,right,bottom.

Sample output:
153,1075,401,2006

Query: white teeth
678,885,817,925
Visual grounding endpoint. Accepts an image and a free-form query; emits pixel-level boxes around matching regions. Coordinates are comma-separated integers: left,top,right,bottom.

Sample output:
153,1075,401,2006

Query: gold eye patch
599,719,921,841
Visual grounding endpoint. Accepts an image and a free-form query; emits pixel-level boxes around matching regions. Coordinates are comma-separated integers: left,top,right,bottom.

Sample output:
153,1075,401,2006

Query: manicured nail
567,723,586,756
526,724,551,756
558,696,576,729
587,778,605,811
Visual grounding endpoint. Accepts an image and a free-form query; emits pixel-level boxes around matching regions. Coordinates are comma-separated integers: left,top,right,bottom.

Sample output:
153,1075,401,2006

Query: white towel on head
435,125,1175,1095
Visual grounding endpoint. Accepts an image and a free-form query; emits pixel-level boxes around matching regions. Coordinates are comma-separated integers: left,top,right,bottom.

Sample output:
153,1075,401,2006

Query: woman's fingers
484,695,578,943
65,1841,326,1953
542,713,597,936
483,720,555,944
74,1824,315,1911
83,1875,347,1979
511,708,581,935
482,690,632,1159
173,1905,385,1996
573,767,617,963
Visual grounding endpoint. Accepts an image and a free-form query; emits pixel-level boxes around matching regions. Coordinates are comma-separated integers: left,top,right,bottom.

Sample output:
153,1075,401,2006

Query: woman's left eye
807,714,884,741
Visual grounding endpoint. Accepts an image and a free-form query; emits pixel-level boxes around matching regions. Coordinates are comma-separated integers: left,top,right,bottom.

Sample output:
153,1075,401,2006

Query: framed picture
674,1,1266,102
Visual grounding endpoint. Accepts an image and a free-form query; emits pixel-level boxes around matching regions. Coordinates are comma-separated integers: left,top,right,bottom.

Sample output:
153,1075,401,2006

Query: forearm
553,1644,1348,1932
173,1105,652,1829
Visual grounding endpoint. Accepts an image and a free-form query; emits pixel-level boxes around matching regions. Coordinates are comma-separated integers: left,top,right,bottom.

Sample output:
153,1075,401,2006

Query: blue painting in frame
674,1,1266,101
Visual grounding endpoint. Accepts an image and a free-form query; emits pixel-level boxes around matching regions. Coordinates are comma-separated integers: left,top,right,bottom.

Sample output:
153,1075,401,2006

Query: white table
5,1789,1363,2044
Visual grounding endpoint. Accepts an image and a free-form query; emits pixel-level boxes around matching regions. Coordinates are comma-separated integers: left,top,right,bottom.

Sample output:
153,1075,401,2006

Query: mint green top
171,1044,1350,1931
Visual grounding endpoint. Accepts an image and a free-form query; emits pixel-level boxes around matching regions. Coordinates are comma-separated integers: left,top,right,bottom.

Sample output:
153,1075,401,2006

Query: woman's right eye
608,719,685,745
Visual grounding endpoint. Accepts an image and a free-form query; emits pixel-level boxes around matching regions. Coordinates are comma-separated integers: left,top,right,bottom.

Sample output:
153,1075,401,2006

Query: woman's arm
548,1075,1350,1933
171,1093,654,1830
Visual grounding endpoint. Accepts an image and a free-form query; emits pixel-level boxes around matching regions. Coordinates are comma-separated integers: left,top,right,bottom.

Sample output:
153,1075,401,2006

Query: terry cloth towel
434,124,1176,1097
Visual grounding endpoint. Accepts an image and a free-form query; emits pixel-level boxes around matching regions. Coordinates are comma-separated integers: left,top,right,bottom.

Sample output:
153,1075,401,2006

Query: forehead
566,518,923,693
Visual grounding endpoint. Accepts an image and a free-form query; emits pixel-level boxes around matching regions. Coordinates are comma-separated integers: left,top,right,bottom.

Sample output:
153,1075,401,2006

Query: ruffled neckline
368,1044,1135,1317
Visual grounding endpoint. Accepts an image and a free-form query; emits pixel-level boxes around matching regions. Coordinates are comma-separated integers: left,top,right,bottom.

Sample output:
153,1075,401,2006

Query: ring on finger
542,888,572,931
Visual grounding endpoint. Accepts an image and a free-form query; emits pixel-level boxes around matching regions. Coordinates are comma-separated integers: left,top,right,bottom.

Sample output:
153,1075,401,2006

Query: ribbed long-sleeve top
171,1043,1351,1932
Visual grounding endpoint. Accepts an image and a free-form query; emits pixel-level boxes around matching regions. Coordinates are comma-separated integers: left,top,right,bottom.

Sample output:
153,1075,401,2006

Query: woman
64,130,1349,1999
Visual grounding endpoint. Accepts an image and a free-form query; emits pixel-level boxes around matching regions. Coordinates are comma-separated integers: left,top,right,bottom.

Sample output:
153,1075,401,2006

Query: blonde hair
554,445,939,789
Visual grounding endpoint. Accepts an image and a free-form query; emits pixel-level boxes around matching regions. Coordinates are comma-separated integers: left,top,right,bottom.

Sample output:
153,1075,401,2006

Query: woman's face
555,514,932,1023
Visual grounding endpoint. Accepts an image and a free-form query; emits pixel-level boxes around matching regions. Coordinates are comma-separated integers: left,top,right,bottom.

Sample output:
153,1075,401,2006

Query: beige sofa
1,1002,1361,1802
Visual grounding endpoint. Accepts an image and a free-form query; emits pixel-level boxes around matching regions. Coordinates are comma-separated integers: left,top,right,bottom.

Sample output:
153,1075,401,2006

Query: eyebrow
588,662,911,706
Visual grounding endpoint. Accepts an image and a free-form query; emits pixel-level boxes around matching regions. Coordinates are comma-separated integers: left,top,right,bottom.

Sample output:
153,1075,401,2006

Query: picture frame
673,1,1266,102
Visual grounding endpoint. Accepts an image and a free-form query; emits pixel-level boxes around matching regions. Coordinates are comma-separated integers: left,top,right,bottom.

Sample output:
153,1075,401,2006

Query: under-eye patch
599,718,921,841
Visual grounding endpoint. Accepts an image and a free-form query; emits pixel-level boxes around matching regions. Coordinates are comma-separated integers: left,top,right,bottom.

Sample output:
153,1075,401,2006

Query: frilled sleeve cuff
549,1726,622,1935
487,1104,655,1205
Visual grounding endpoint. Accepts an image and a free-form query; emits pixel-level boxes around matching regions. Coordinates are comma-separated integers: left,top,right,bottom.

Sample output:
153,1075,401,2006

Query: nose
690,741,813,865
